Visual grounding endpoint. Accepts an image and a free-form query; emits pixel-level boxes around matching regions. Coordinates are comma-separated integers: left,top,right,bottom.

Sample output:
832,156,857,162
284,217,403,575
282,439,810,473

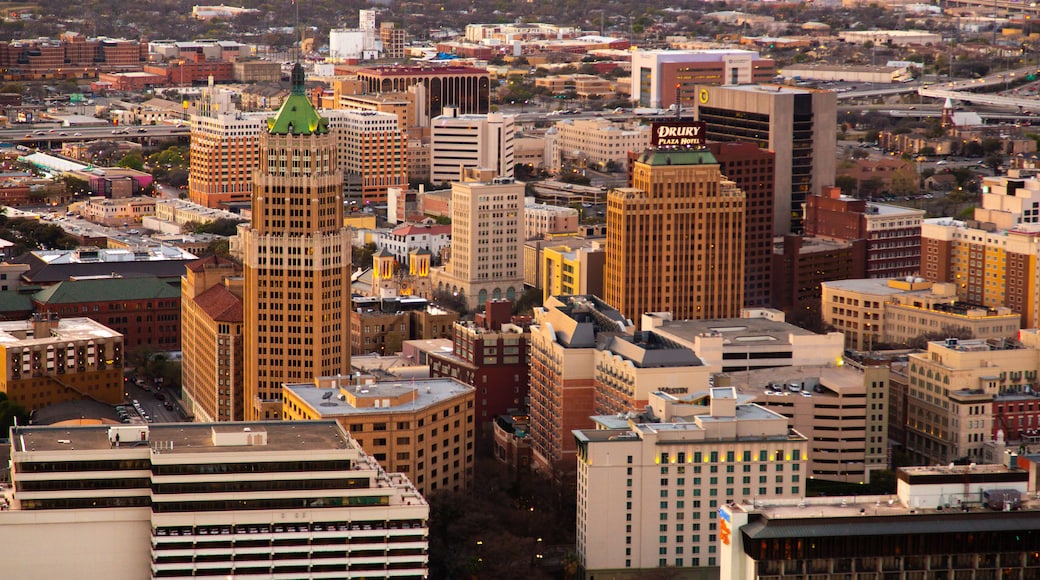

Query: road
0,124,189,144
124,379,185,424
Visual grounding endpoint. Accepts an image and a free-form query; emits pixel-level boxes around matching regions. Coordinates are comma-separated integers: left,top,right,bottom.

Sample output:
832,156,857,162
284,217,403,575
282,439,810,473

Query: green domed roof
267,62,330,136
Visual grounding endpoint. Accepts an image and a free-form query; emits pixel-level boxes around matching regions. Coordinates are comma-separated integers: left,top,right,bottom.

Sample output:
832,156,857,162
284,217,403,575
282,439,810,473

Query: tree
0,392,28,432
512,287,543,315
199,239,230,258
835,175,858,196
188,218,244,237
917,146,937,157
117,152,144,171
351,242,378,270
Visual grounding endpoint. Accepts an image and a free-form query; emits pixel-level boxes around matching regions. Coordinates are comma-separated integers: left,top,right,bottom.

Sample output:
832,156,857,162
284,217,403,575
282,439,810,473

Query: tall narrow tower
241,63,352,421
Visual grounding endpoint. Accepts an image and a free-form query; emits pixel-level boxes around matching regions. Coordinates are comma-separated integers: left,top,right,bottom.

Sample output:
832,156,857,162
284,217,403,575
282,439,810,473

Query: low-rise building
541,242,606,301
375,222,451,267
0,314,124,410
822,278,1022,350
524,197,579,239
282,376,475,496
545,117,650,172
72,196,155,227
349,296,458,356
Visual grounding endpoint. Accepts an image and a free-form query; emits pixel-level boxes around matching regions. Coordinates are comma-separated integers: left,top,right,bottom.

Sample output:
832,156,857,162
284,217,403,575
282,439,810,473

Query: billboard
650,121,706,149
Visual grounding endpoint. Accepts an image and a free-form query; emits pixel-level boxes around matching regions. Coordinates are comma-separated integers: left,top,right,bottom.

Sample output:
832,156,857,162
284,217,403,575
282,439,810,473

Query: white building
431,177,525,309
1,421,429,580
545,117,650,172
376,222,452,266
524,196,579,239
839,30,942,46
575,387,809,575
430,108,515,184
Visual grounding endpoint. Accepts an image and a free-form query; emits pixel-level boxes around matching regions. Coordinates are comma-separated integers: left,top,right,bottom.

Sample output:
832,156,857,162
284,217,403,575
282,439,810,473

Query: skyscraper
693,84,836,234
605,130,746,326
240,64,352,420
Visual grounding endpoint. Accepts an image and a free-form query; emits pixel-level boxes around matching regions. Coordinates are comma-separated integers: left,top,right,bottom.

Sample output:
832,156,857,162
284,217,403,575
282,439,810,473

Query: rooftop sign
650,121,706,149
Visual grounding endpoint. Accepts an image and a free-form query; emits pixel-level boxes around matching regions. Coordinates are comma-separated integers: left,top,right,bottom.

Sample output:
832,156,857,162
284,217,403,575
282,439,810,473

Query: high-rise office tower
240,64,352,420
327,109,408,204
429,108,515,184
430,175,525,311
693,84,836,234
605,140,746,326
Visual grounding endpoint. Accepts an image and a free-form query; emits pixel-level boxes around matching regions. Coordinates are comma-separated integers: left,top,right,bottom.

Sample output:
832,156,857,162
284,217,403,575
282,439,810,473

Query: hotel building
240,64,352,421
187,87,266,208
528,295,633,477
720,465,1039,580
693,84,836,234
2,421,429,580
575,387,808,577
921,174,1040,328
545,118,650,173
605,148,746,326
282,376,475,497
327,110,408,204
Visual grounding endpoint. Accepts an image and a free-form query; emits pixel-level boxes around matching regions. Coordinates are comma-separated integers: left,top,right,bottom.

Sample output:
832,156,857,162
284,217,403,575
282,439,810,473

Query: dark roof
185,255,240,274
0,291,33,316
33,277,179,304
638,149,718,166
743,511,1040,540
193,284,243,323
14,256,193,284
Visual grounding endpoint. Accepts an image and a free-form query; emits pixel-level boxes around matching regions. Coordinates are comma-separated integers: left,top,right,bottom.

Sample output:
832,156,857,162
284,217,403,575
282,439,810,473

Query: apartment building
806,187,925,279
0,314,123,410
524,197,579,239
429,109,515,183
822,277,1021,350
282,377,475,497
187,103,266,208
327,109,408,204
2,421,429,580
430,177,525,311
528,295,633,477
575,387,808,577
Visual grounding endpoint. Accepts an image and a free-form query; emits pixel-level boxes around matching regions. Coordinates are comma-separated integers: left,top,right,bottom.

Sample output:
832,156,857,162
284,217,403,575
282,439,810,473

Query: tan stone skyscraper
241,63,352,420
605,145,746,326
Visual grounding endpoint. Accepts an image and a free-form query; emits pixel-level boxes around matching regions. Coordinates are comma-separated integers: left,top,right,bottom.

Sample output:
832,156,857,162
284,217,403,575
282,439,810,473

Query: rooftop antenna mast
294,0,302,62
675,83,682,120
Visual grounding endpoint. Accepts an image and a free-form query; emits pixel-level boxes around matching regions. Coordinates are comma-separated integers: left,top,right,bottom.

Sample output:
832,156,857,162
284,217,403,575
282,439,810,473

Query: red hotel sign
650,121,706,148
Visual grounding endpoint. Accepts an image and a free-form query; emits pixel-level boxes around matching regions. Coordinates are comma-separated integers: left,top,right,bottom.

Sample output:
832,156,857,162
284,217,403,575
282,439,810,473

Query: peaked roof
193,284,243,323
392,223,452,237
33,277,179,304
185,254,241,273
266,62,329,136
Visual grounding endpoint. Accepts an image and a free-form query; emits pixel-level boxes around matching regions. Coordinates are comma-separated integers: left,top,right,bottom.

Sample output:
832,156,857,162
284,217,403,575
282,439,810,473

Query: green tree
117,152,144,171
0,392,28,433
351,241,378,270
835,175,858,196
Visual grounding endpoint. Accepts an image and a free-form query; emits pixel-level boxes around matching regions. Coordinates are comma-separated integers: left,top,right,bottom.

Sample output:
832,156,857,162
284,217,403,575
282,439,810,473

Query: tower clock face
699,89,709,104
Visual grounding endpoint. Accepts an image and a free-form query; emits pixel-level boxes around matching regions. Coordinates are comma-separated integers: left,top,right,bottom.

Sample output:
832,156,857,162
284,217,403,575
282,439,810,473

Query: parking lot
120,376,186,424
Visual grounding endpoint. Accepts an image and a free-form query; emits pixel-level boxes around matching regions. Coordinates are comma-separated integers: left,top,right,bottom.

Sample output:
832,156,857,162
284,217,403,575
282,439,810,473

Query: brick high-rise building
805,186,924,280
187,84,266,208
181,256,244,423
327,110,408,204
354,65,491,119
240,64,352,420
708,141,775,308
605,147,746,326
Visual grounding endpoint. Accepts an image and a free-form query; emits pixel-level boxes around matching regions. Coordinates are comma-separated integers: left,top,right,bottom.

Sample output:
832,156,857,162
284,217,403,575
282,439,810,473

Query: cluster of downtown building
5,40,1040,580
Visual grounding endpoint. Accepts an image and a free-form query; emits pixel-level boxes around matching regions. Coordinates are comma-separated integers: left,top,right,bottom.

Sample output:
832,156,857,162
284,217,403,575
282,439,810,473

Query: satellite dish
322,391,334,400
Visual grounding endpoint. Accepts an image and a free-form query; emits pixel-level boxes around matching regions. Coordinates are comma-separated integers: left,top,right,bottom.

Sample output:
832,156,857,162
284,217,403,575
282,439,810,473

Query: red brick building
32,277,181,351
428,300,530,444
143,60,234,86
353,65,491,118
772,234,866,321
805,186,924,280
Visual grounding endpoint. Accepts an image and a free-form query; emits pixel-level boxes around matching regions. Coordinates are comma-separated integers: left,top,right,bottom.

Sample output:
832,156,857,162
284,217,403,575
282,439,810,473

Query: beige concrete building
644,309,845,374
282,376,475,496
431,178,525,310
240,65,353,421
2,421,429,580
606,149,746,326
72,196,155,226
575,387,809,577
905,334,1040,465
719,360,890,484
822,277,1021,350
145,198,241,234
231,60,281,83
524,197,579,239
545,117,650,172
429,109,514,184
180,256,244,423
693,84,836,234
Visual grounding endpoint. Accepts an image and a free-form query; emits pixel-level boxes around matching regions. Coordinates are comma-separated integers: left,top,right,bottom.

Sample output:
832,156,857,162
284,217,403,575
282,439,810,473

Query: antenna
322,391,334,400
